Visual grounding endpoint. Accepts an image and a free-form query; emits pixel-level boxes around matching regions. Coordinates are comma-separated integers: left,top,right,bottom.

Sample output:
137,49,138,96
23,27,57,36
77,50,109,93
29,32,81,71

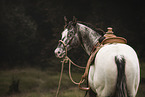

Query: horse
54,17,140,97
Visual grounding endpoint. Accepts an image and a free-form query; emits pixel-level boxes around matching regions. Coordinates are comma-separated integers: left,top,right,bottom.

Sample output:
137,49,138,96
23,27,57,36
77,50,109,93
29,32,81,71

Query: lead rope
68,58,85,84
55,56,85,97
55,40,86,97
55,59,65,97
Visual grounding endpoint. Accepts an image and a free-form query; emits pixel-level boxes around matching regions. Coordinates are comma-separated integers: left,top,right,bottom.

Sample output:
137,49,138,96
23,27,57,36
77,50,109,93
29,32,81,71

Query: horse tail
113,55,130,97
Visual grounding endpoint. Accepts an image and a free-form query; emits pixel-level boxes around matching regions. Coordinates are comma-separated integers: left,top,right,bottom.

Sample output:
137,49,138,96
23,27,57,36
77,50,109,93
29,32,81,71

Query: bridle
58,38,89,79
58,40,68,58
56,37,90,97
56,22,93,97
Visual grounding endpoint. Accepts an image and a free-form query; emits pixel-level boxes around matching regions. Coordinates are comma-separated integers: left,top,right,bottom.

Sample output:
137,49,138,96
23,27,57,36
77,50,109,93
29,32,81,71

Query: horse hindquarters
125,55,140,97
88,44,140,97
88,54,118,96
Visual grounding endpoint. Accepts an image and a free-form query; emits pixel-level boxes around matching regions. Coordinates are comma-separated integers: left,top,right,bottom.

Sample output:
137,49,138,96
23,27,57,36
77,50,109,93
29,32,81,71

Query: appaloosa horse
54,17,140,97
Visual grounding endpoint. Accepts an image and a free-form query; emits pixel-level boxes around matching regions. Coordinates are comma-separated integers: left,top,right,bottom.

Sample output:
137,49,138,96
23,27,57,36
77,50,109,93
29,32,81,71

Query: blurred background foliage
0,0,145,68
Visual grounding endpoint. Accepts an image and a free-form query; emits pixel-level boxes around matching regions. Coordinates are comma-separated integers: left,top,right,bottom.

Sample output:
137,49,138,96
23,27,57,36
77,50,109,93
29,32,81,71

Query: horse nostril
54,48,60,55
57,51,60,54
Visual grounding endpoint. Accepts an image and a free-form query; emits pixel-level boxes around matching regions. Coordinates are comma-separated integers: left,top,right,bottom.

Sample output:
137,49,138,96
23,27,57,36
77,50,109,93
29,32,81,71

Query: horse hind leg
89,88,97,97
84,88,96,97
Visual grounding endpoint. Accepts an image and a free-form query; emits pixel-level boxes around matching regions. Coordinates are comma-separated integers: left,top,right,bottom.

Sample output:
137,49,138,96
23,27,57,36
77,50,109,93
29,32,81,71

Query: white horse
54,17,140,97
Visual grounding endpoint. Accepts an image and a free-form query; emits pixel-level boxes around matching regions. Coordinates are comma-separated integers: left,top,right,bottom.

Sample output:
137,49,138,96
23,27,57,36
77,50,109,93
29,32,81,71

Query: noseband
58,40,68,57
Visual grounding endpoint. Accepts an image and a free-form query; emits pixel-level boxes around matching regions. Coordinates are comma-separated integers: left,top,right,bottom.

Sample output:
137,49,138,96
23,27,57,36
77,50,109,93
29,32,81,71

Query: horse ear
73,16,77,26
64,16,68,25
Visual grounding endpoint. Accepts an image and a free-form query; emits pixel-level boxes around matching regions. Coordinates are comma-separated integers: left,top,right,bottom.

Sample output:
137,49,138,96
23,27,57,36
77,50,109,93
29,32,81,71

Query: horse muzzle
54,48,66,58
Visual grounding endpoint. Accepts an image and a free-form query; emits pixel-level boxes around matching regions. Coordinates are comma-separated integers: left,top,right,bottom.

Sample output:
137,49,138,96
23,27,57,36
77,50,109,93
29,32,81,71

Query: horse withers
54,17,140,97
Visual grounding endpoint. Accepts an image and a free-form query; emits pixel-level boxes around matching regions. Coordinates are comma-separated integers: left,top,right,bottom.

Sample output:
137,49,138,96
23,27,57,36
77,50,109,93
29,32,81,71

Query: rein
55,40,87,97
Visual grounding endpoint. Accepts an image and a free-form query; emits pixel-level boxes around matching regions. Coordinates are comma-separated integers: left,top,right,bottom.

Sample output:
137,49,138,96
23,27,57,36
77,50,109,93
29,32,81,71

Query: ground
0,62,145,97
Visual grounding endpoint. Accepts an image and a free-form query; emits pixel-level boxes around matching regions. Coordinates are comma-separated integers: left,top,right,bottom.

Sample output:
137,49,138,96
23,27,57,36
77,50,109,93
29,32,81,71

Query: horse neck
76,23,102,55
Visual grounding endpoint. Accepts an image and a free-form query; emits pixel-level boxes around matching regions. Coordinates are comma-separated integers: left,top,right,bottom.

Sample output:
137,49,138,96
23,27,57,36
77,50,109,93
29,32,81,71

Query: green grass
0,62,145,97
0,67,85,97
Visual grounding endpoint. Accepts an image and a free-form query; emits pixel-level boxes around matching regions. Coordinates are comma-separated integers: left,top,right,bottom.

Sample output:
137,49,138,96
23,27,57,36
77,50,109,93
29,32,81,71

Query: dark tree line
0,0,145,68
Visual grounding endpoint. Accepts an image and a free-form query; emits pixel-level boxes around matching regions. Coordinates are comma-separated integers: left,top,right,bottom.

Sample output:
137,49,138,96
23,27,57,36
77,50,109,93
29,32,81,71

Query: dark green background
0,0,145,68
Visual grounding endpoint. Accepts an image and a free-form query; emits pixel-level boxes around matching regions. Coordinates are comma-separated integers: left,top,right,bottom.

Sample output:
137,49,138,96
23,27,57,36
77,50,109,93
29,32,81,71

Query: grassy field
0,62,145,97
0,66,86,97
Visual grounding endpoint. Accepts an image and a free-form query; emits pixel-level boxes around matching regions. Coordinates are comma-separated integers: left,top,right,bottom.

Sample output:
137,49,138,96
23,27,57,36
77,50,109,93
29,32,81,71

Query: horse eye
68,31,74,37
68,33,72,37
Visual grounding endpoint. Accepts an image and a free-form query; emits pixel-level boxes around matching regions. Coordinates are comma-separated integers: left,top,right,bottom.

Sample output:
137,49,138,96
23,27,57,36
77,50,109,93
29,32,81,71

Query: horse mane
77,21,105,36
64,19,105,36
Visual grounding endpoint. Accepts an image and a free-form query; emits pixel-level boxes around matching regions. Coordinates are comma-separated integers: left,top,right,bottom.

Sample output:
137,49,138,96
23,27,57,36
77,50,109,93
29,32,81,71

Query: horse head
54,16,80,58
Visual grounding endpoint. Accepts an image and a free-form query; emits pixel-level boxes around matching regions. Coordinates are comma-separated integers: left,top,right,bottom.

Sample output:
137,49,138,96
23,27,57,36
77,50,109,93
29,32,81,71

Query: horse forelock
64,21,74,29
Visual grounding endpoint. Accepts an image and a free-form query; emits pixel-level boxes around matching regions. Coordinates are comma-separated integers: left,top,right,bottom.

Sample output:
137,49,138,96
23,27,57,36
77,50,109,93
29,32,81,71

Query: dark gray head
54,17,80,58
